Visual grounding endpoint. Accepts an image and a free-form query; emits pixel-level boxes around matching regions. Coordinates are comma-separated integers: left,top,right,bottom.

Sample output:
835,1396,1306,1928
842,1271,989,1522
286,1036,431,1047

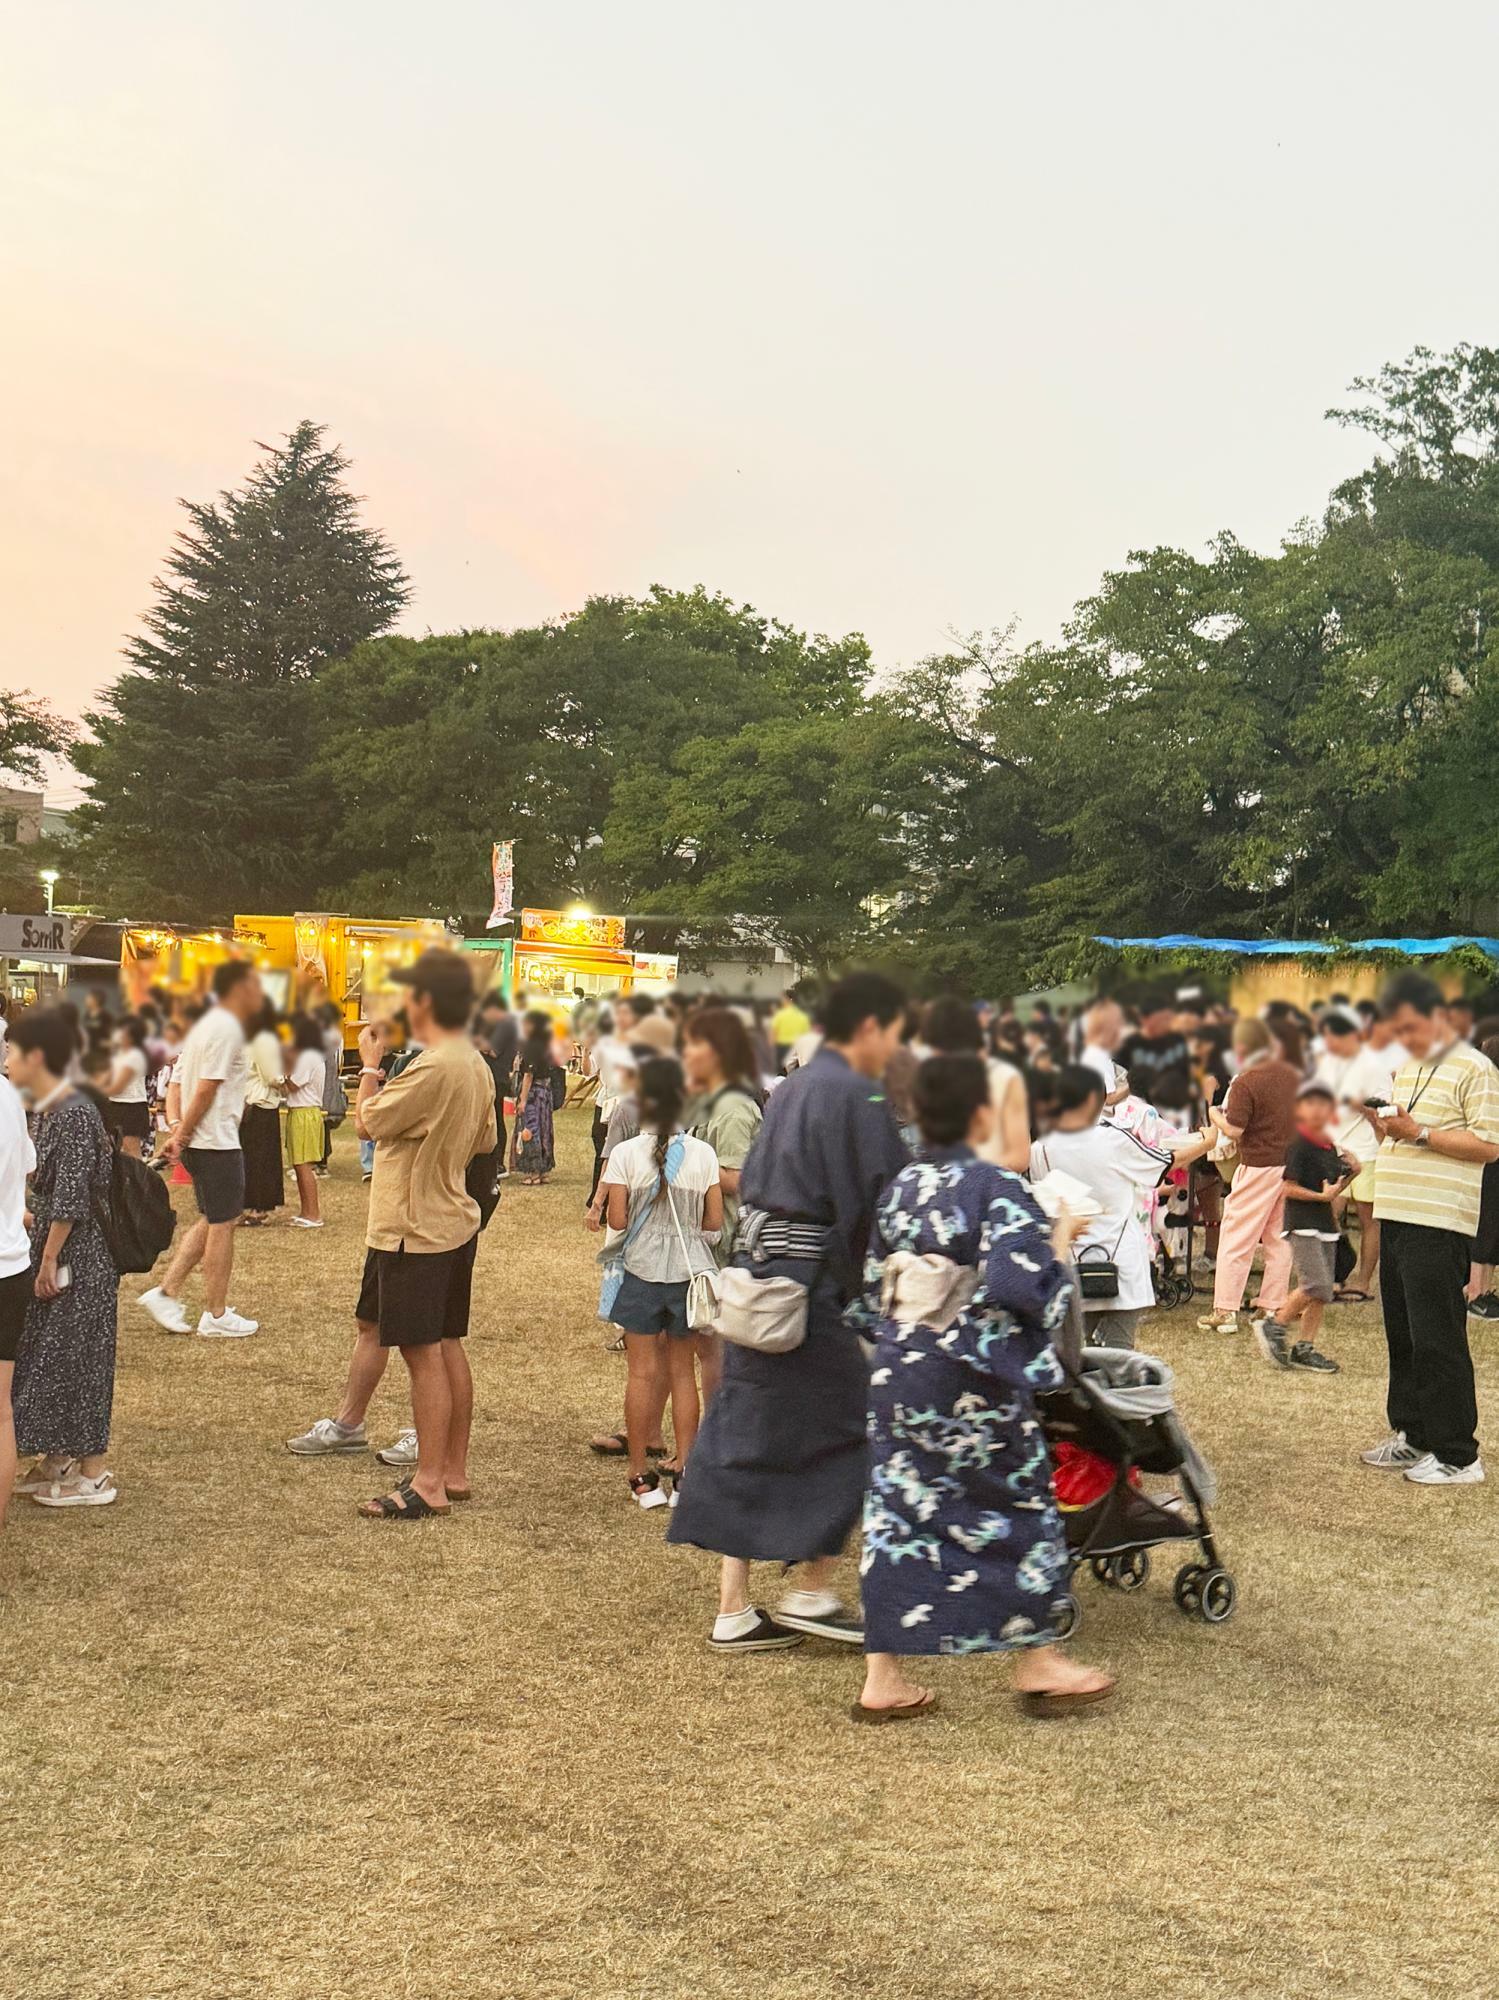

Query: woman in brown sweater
1197,1018,1301,1335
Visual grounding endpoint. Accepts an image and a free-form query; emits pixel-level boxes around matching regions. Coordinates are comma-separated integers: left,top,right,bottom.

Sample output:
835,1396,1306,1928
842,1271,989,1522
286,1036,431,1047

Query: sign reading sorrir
0,914,74,956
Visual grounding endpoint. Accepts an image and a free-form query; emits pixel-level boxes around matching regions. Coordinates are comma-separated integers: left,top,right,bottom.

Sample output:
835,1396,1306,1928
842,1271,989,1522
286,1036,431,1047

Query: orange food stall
512,908,635,1003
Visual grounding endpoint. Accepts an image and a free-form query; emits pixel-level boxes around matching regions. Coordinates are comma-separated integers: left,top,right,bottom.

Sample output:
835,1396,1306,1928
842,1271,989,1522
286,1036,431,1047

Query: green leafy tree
312,590,870,923
74,422,408,915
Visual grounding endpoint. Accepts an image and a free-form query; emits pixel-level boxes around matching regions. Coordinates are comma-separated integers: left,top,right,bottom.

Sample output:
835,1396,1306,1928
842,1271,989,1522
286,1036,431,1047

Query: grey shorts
1289,1233,1337,1303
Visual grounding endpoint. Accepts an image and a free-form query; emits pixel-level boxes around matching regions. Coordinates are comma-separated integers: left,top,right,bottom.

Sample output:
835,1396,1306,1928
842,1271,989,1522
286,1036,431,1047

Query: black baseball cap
389,948,475,1013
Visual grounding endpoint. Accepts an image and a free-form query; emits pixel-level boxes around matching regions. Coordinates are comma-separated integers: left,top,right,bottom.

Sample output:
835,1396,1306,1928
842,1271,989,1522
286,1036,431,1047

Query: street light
39,869,58,913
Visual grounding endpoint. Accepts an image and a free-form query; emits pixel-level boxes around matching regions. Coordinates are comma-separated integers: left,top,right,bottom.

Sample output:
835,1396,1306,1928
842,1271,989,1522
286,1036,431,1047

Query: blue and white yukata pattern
856,1147,1073,1655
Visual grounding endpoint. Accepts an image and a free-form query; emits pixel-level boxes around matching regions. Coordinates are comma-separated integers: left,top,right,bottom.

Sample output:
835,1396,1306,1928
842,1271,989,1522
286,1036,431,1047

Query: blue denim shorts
613,1272,692,1337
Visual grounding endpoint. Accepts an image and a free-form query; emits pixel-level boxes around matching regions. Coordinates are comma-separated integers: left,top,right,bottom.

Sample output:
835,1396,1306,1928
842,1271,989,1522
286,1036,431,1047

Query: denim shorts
613,1272,692,1337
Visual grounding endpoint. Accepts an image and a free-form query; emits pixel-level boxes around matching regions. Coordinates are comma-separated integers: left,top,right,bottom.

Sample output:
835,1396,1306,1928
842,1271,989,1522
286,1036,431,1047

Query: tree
0,687,74,786
605,707,924,969
312,589,871,924
73,422,408,915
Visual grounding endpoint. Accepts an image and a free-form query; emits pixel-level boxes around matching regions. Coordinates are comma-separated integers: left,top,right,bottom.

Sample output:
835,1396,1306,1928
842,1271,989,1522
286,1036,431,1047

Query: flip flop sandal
358,1487,450,1521
1335,1289,1372,1303
1018,1680,1116,1718
849,1691,937,1725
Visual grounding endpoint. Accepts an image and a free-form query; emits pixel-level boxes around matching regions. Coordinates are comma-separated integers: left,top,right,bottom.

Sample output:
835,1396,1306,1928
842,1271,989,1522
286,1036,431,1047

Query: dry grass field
4,1109,1498,2000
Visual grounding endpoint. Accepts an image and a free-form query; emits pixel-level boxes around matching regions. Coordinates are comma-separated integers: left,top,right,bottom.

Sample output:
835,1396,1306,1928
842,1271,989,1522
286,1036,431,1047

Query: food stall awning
3,951,120,967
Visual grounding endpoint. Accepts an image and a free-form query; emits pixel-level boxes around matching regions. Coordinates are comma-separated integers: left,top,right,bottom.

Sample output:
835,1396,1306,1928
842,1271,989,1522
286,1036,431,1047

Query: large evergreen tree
74,422,409,916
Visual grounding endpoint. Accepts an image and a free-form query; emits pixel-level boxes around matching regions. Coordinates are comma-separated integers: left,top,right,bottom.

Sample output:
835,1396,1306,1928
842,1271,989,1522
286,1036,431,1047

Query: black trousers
587,1110,608,1204
1379,1219,1479,1468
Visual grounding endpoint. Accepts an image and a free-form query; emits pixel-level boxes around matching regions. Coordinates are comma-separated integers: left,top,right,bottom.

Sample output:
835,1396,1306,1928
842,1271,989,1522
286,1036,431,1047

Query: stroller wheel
1092,1551,1150,1591
1197,1568,1237,1624
1052,1592,1082,1641
1114,1549,1150,1591
1173,1562,1206,1615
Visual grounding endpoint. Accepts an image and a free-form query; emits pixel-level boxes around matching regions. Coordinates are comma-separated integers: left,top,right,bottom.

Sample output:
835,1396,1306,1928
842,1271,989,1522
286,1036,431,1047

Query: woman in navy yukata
852,1054,1116,1723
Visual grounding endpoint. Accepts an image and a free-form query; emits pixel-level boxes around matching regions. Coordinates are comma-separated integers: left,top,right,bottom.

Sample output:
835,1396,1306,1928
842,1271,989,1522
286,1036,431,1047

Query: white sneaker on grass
198,1308,259,1338
287,1417,369,1456
1403,1454,1485,1486
138,1286,191,1334
289,1216,324,1229
1359,1431,1423,1470
14,1457,76,1495
375,1428,418,1467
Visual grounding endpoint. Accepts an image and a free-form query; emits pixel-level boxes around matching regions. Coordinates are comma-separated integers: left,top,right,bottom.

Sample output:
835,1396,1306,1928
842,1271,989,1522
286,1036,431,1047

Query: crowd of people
3,952,1497,1722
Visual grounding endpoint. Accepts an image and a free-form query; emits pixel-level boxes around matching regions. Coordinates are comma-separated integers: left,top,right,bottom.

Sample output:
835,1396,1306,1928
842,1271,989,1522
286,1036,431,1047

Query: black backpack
95,1138,177,1274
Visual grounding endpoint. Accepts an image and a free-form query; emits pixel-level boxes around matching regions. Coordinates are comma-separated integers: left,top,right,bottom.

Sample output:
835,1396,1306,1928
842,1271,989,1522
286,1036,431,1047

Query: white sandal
14,1457,76,1495
33,1470,118,1509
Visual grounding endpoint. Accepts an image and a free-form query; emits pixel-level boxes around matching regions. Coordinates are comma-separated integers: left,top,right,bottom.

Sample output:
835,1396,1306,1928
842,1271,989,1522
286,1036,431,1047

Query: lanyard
1404,1044,1455,1117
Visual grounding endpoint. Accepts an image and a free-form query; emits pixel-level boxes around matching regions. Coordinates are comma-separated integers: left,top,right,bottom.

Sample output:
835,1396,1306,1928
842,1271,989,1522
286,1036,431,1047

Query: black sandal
358,1486,450,1521
589,1431,667,1459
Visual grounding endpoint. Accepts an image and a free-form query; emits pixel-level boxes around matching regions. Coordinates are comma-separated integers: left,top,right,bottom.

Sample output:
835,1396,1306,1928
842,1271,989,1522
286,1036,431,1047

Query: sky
6,1,1499,803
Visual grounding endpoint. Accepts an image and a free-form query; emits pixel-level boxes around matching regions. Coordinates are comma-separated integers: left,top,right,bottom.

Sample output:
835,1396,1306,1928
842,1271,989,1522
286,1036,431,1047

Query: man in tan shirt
287,950,496,1520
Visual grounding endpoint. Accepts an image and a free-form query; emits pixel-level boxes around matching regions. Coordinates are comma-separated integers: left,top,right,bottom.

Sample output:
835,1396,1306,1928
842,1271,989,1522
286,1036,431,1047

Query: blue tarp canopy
1095,934,1499,961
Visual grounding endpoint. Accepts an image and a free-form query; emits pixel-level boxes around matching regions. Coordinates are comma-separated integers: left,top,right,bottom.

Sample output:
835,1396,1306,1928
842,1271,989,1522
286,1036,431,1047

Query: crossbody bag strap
661,1139,700,1274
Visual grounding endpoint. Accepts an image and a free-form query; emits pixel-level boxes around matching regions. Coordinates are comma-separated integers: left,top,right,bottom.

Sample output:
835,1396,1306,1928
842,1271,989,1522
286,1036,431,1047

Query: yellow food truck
235,912,454,1048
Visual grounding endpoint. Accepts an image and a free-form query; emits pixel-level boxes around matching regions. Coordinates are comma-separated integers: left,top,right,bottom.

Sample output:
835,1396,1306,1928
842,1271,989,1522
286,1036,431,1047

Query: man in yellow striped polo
1362,972,1499,1487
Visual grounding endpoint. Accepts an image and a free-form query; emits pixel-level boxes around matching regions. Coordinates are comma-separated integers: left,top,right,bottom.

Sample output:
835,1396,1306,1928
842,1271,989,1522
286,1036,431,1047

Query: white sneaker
1403,1454,1485,1486
139,1286,191,1334
375,1428,418,1467
198,1308,259,1338
289,1216,324,1229
33,1471,118,1508
1196,1310,1238,1334
287,1417,368,1456
1359,1431,1424,1469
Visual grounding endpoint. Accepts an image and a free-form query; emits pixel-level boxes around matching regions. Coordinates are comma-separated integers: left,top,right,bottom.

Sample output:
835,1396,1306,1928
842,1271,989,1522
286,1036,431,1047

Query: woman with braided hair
600,1057,724,1510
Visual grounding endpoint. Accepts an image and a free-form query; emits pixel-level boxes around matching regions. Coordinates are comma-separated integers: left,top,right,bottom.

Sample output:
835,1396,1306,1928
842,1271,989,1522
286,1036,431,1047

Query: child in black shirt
1254,1083,1354,1373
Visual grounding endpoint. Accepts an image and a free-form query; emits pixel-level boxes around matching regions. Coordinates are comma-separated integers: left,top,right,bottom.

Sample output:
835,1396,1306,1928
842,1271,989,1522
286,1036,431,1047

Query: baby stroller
1152,1174,1195,1307
1037,1346,1236,1633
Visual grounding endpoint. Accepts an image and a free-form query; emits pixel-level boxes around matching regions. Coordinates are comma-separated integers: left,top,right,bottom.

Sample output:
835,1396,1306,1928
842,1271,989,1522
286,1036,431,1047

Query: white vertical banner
486,841,515,929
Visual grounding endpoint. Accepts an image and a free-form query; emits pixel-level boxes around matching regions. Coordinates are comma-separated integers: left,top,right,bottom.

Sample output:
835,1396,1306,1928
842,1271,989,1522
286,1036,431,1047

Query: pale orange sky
7,0,1499,804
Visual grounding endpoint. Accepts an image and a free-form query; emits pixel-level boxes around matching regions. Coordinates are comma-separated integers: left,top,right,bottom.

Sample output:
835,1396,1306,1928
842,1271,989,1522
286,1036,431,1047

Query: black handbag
1075,1220,1130,1302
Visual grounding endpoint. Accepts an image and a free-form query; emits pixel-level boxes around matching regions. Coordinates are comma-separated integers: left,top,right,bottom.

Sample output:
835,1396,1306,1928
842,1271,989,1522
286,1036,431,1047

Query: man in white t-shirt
138,960,263,1339
1313,1010,1402,1301
1080,998,1126,1096
0,1071,36,1534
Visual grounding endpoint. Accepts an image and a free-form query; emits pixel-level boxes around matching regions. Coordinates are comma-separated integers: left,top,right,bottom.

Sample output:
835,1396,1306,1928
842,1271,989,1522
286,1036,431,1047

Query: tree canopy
66,344,1499,984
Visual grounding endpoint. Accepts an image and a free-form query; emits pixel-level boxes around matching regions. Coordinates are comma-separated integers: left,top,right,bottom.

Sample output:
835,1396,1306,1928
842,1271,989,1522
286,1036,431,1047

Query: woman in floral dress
854,1055,1115,1722
513,1011,557,1184
6,1008,121,1510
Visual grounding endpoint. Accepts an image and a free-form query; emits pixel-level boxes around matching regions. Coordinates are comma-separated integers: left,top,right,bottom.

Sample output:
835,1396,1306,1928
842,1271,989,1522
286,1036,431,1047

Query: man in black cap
289,949,496,1519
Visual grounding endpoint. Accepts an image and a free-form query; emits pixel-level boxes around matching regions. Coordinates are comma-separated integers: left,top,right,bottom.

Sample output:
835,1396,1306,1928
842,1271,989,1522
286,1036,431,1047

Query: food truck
511,908,635,1003
236,912,453,1048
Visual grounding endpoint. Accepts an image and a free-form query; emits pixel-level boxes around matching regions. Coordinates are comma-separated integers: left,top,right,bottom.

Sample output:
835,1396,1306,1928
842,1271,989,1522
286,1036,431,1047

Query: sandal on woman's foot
1018,1677,1116,1718
1335,1288,1372,1303
589,1431,667,1458
445,1486,472,1503
34,1470,118,1509
14,1457,76,1495
357,1486,450,1521
849,1689,937,1725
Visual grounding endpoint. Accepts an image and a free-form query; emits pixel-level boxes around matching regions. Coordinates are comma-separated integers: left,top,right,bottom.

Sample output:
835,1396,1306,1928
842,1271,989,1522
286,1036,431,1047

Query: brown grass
3,1110,1498,2000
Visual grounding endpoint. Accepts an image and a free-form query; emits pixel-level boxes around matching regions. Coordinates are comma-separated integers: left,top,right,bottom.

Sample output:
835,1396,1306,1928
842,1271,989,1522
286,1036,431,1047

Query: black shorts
106,1100,151,1143
355,1236,478,1348
182,1145,246,1225
0,1266,29,1363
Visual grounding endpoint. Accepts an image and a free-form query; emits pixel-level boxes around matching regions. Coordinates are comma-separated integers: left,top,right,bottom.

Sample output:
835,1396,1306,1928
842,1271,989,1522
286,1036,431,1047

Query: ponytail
637,1057,685,1201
